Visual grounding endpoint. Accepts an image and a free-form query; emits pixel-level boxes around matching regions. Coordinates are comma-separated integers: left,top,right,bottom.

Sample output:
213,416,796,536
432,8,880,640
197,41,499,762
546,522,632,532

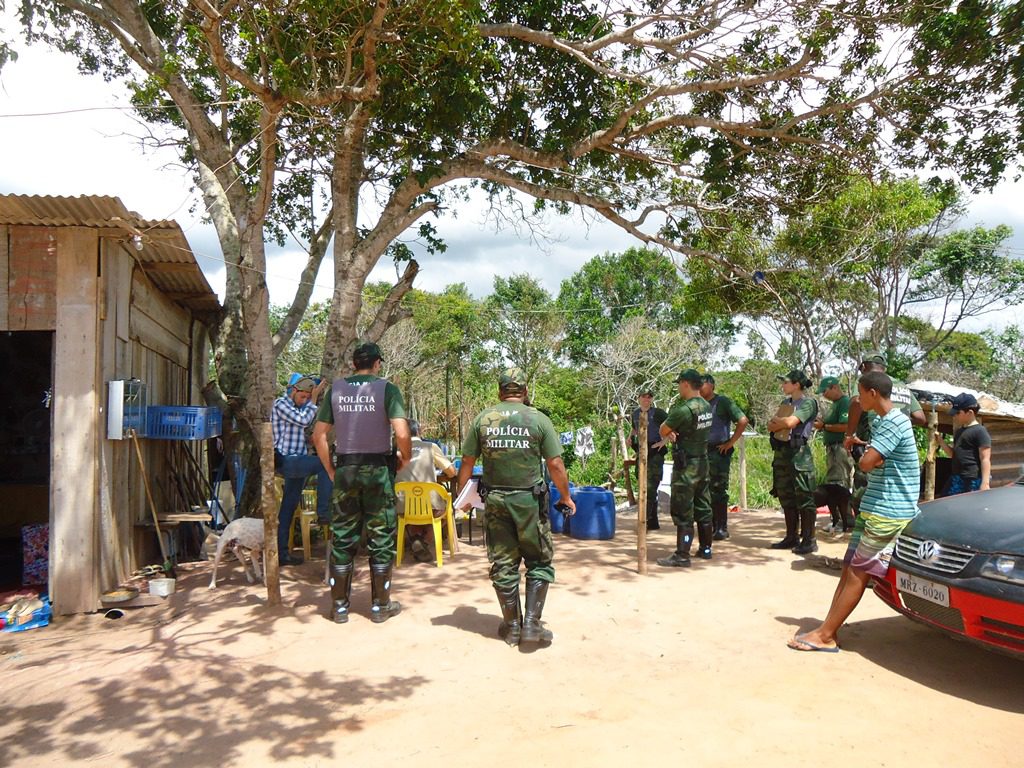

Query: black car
873,480,1024,658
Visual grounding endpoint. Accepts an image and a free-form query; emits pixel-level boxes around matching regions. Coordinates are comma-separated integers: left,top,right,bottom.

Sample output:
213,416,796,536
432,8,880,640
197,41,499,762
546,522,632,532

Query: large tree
13,0,1024,604
686,177,1023,377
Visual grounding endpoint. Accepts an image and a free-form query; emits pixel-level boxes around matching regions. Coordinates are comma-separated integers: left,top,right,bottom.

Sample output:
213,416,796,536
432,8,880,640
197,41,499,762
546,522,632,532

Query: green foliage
981,324,1024,401
556,247,693,363
484,274,562,386
530,365,599,427
897,317,996,379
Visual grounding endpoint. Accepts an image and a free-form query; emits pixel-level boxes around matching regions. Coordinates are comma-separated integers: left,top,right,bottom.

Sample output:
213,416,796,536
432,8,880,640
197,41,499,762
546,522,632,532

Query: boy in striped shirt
788,371,920,652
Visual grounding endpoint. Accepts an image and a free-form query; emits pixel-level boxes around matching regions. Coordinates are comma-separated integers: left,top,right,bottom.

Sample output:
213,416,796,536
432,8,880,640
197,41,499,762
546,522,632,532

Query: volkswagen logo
917,540,941,563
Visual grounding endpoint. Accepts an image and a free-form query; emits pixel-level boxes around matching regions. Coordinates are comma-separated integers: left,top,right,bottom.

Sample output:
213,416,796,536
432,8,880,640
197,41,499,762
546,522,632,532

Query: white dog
208,517,265,589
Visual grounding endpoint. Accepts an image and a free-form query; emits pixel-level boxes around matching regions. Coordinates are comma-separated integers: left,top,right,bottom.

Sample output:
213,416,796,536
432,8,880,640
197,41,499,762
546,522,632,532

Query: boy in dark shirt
937,392,992,495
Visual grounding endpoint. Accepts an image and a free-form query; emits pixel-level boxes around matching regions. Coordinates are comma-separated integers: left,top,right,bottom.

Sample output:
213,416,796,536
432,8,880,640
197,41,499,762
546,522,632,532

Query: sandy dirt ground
1,505,1022,768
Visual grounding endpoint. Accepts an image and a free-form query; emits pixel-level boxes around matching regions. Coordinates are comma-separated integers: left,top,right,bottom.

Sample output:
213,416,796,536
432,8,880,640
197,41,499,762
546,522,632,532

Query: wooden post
616,411,636,505
609,432,618,490
924,407,939,501
738,433,748,511
637,412,648,575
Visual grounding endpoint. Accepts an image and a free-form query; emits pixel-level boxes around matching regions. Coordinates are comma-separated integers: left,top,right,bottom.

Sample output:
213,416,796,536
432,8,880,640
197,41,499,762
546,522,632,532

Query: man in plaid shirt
272,376,332,566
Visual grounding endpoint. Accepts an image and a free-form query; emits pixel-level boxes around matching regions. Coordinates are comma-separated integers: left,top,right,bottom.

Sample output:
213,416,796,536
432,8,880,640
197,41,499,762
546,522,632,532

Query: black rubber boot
369,562,402,623
494,583,522,646
712,502,730,540
837,489,854,531
520,579,553,646
770,508,800,549
793,509,818,554
329,563,353,624
647,490,661,530
697,521,714,559
657,524,693,567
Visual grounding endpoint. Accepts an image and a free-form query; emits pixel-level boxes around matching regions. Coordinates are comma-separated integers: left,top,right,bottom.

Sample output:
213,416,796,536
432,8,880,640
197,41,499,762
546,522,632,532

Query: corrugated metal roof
0,194,220,315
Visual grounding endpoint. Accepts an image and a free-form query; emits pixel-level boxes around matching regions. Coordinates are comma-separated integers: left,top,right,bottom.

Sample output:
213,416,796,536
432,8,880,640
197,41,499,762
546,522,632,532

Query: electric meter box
107,379,148,439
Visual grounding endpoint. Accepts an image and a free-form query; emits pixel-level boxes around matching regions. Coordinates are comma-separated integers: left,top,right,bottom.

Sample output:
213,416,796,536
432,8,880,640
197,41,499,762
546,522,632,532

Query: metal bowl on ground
100,587,140,604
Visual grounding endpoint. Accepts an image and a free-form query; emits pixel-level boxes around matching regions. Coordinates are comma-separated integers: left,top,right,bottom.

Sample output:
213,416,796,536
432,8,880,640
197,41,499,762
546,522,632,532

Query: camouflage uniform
463,401,562,589
770,393,818,551
463,392,564,648
654,385,715,568
316,374,406,566
664,395,713,527
851,379,921,510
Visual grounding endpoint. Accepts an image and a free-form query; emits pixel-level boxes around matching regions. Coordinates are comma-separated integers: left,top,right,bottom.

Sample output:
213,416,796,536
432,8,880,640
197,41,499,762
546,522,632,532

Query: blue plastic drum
548,482,576,534
568,486,616,540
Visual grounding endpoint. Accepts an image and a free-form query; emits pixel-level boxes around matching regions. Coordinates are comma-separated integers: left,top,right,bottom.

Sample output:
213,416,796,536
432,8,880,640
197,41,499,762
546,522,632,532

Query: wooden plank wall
7,225,57,330
985,416,1024,486
929,405,1024,487
51,227,100,615
0,225,8,327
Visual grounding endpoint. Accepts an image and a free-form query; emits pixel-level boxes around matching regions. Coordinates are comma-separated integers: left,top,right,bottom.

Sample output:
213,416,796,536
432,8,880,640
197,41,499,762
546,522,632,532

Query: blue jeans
944,475,981,497
277,453,333,555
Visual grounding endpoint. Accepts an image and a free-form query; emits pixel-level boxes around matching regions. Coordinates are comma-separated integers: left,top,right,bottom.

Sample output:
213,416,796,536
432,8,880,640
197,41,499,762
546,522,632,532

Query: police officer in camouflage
699,374,749,541
457,371,575,648
312,342,412,625
657,368,713,568
767,369,819,554
843,352,926,514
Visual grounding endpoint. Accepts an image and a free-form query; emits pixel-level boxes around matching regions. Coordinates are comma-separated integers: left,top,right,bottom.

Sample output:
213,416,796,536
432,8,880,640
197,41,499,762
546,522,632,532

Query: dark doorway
0,331,53,591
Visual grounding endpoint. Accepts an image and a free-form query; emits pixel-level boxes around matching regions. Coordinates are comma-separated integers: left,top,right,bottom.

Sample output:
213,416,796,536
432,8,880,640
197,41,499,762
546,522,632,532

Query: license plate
895,570,950,608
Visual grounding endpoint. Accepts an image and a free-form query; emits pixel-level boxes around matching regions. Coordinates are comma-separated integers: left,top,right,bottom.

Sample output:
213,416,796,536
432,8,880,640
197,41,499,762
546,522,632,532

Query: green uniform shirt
821,394,850,446
707,393,746,445
854,378,921,440
463,401,562,488
315,374,406,424
664,396,712,456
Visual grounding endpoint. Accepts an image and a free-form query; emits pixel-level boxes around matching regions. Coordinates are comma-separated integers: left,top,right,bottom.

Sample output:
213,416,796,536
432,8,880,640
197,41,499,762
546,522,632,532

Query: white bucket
149,578,176,597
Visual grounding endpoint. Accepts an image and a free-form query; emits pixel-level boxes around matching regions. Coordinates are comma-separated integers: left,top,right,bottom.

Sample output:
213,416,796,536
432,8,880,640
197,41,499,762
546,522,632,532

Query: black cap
353,342,383,366
675,368,703,386
949,392,980,414
702,373,715,386
776,369,812,388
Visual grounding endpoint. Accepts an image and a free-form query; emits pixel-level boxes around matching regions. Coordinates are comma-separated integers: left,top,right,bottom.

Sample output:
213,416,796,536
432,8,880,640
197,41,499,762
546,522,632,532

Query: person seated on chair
395,420,456,562
271,375,333,566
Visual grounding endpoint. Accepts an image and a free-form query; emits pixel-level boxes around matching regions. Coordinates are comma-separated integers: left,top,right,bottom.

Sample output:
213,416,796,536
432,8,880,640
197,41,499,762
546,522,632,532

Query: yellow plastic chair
273,479,323,561
395,481,457,567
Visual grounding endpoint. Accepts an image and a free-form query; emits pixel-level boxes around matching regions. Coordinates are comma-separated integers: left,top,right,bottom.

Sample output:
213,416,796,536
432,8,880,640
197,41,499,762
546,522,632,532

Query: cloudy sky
2,24,1022,332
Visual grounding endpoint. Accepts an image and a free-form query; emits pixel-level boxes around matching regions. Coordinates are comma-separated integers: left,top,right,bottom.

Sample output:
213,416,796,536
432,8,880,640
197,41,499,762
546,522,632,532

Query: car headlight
980,555,1024,586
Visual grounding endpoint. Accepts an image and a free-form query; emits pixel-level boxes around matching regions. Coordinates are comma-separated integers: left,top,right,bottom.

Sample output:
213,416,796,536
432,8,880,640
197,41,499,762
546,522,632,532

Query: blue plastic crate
146,406,223,440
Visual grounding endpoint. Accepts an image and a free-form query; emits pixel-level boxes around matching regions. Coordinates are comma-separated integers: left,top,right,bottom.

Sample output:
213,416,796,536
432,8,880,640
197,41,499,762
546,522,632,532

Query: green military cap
499,369,527,393
292,376,316,393
861,350,886,366
777,368,812,388
675,368,704,386
816,375,840,394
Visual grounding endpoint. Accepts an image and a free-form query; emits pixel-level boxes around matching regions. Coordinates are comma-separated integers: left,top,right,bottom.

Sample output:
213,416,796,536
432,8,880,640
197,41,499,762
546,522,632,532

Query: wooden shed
911,380,1024,494
0,194,220,615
